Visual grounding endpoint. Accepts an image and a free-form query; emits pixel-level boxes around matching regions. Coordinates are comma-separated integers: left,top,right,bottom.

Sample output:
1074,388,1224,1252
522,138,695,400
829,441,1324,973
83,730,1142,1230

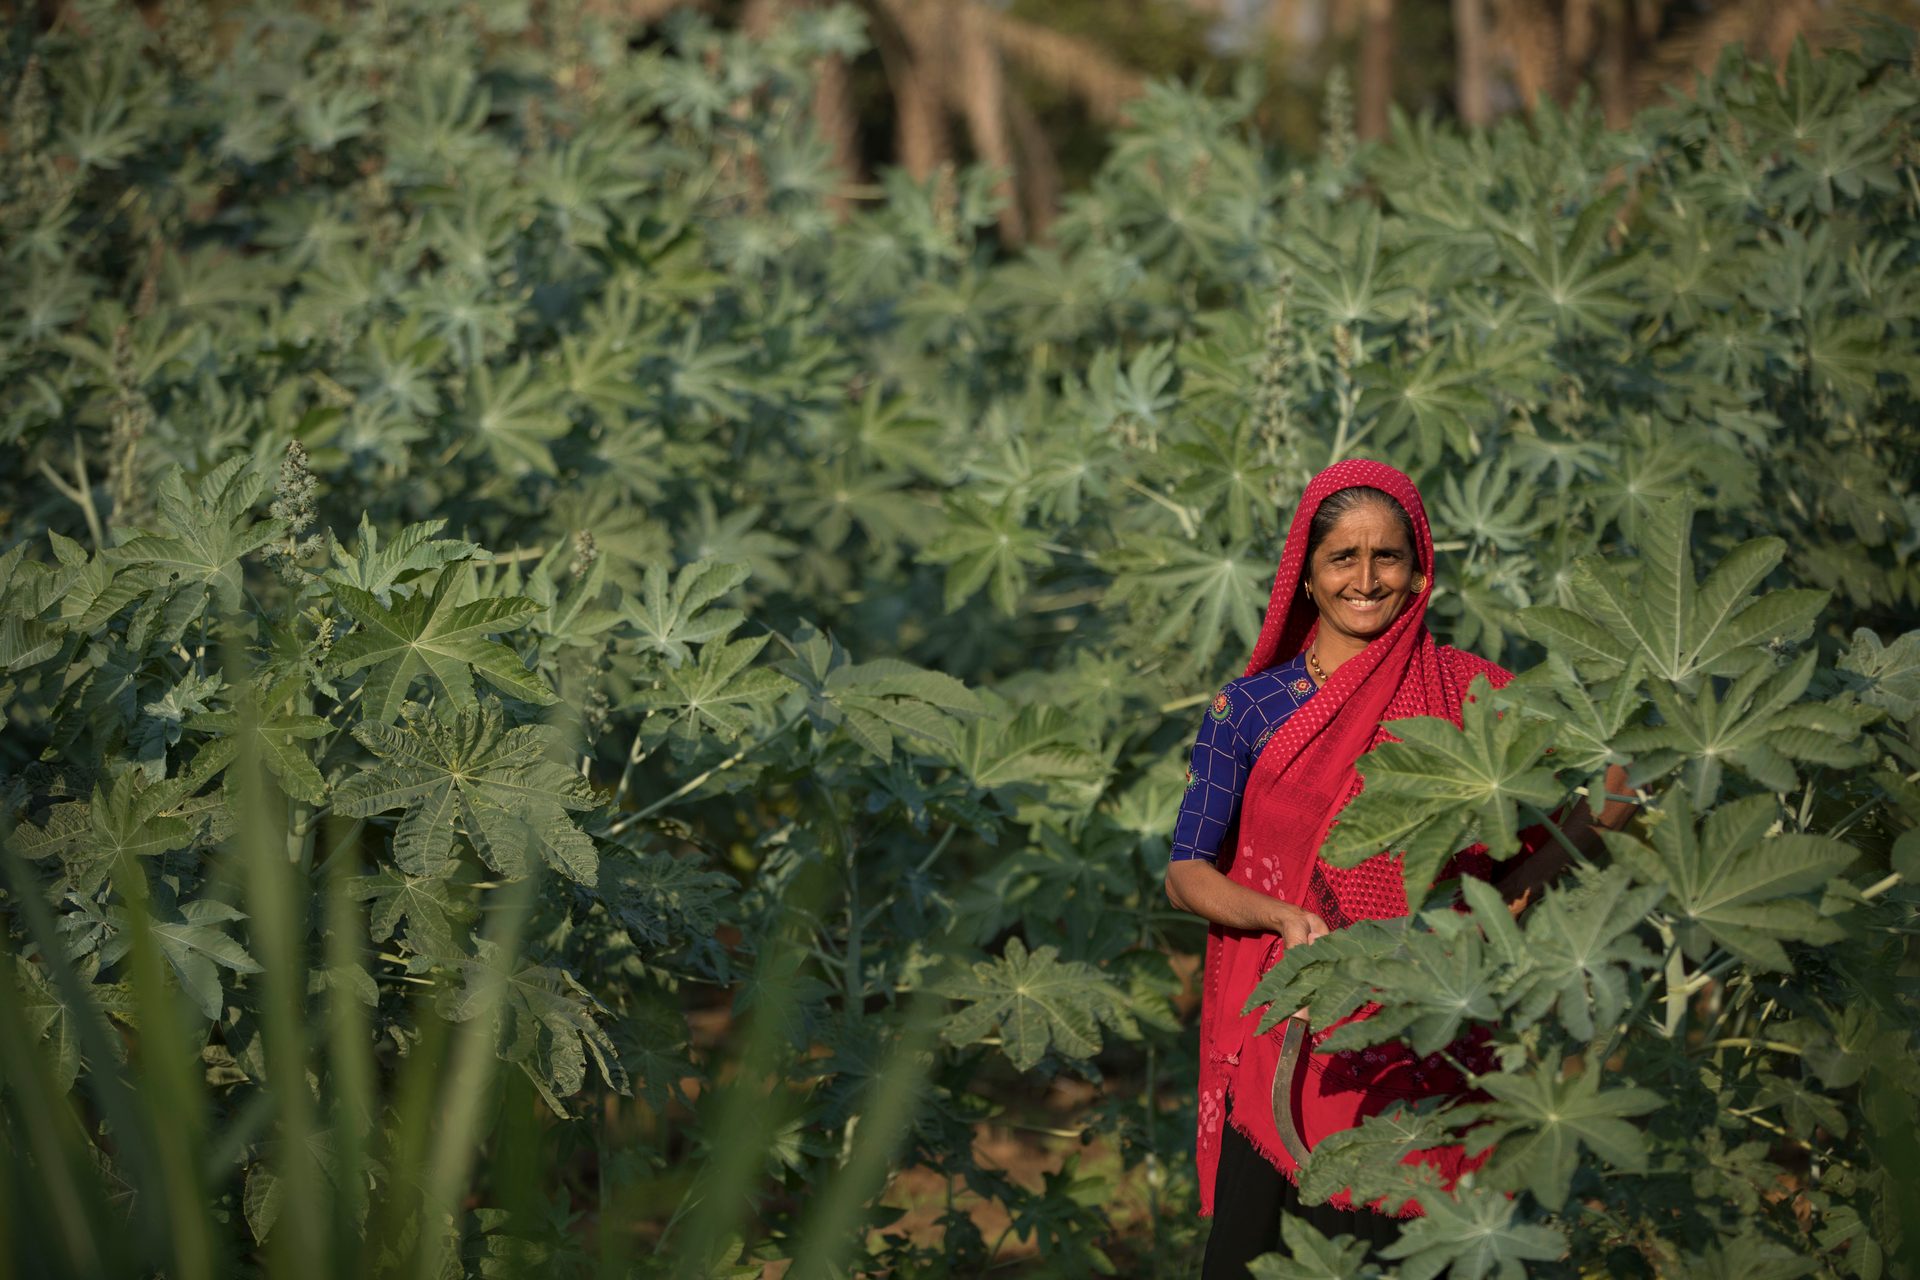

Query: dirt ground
677,951,1206,1277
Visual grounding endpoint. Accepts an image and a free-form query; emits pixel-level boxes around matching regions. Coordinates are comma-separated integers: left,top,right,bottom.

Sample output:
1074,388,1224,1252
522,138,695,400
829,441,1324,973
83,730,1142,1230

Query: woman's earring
1412,574,1427,593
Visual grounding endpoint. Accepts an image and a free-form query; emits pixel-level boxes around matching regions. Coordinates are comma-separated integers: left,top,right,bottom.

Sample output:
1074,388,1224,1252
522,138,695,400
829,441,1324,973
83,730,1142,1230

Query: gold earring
1412,574,1427,593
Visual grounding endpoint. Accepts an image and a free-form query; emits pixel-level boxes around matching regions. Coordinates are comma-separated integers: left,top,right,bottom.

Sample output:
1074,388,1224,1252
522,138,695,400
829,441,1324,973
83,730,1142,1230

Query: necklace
1306,647,1329,685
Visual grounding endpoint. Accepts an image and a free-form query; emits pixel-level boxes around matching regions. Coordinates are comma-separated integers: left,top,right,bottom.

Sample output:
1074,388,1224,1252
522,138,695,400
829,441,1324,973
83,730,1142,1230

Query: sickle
1269,1014,1313,1168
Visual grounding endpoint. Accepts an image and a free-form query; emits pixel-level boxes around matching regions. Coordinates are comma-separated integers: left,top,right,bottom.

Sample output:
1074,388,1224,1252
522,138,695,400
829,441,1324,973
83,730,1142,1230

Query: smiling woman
1298,487,1423,677
1162,460,1637,1277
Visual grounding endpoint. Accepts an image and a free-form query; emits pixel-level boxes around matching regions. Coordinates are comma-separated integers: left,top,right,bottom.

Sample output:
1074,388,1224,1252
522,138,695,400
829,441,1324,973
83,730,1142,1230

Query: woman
1164,460,1629,1275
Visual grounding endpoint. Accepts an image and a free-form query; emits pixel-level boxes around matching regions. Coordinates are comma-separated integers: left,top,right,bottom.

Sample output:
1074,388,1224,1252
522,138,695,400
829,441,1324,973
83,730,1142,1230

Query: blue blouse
1169,652,1317,863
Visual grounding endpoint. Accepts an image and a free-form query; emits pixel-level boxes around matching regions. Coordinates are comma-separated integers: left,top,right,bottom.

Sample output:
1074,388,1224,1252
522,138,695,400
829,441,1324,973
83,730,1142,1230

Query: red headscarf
1195,459,1514,1217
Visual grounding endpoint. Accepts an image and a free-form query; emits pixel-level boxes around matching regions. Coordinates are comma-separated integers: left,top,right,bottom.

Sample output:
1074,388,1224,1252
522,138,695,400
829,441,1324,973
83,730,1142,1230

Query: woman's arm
1165,859,1329,947
1496,762,1639,912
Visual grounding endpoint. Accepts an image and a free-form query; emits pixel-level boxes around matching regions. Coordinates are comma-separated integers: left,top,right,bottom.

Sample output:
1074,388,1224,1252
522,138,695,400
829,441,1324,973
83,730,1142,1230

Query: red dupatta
1195,459,1513,1217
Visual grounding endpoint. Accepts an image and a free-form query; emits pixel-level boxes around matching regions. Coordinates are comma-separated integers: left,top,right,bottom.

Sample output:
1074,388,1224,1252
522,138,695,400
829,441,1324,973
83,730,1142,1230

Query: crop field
1,2,1917,1277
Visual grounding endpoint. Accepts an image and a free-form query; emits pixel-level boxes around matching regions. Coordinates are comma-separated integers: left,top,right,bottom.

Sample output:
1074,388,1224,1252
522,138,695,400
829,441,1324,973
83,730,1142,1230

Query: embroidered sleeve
1169,684,1252,863
1169,659,1314,866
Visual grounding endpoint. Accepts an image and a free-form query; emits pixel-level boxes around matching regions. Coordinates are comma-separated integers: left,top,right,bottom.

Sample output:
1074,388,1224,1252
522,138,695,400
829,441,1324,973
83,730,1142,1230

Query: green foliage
1,3,1917,1278
1321,675,1562,905
938,936,1133,1071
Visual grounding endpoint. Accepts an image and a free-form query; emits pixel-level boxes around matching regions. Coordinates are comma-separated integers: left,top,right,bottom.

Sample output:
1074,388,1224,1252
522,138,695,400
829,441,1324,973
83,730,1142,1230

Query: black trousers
1200,1124,1400,1278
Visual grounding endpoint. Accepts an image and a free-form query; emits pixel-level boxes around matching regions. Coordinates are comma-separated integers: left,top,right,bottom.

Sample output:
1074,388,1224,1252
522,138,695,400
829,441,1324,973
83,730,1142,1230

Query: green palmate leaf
1604,788,1855,971
1837,626,1920,720
1436,457,1543,551
1468,1054,1663,1208
351,866,475,961
775,624,983,760
951,702,1108,812
1249,1215,1381,1280
1516,605,1632,676
1356,341,1493,463
1249,920,1407,1036
1507,866,1665,1040
190,678,331,804
629,633,794,744
82,770,197,865
14,955,131,1093
1319,919,1505,1057
1753,1071,1849,1140
130,670,224,781
1499,653,1646,775
522,548,622,655
1570,500,1828,683
923,494,1053,616
1103,534,1268,680
1459,875,1530,970
1295,1102,1448,1211
1379,1183,1566,1280
445,940,629,1111
1618,651,1874,804
939,936,1132,1071
1679,1230,1819,1280
0,538,72,672
1168,418,1280,544
101,897,262,1021
332,701,598,883
621,558,749,668
325,515,482,603
460,358,569,476
108,458,284,612
1494,199,1640,337
1279,207,1414,328
1322,676,1562,906
330,568,553,723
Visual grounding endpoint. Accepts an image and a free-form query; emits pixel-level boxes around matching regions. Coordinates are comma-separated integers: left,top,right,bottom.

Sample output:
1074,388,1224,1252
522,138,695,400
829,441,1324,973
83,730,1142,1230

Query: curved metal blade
1269,1015,1312,1167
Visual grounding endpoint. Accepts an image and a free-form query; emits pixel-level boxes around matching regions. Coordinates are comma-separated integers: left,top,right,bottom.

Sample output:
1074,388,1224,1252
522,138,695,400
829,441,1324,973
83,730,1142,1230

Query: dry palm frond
1630,0,1831,107
1492,0,1564,107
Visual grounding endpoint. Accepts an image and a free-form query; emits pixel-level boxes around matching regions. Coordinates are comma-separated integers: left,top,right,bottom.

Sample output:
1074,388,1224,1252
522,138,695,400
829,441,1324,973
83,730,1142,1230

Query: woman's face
1305,501,1419,646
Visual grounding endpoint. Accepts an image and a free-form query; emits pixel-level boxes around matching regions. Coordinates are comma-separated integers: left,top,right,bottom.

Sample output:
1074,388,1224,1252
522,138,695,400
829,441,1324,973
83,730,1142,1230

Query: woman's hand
1267,901,1330,949
1165,859,1328,943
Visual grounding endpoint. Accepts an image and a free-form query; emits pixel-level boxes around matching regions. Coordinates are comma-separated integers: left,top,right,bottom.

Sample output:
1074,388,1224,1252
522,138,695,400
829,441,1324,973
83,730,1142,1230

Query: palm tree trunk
1598,0,1633,127
1004,86,1059,242
1357,0,1396,140
812,47,860,217
951,0,1026,244
1452,0,1493,125
867,0,952,180
1493,0,1561,110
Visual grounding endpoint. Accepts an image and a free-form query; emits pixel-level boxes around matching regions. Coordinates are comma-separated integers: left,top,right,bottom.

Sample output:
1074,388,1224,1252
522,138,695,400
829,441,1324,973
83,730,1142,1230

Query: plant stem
1860,871,1902,899
1520,797,1594,870
1596,934,1684,1064
1695,1038,1803,1056
38,441,105,549
1119,476,1198,538
608,711,804,835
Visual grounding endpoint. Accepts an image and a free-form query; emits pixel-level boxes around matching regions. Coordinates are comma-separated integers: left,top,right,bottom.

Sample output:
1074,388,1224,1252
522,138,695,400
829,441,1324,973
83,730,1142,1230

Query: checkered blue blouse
1169,652,1317,864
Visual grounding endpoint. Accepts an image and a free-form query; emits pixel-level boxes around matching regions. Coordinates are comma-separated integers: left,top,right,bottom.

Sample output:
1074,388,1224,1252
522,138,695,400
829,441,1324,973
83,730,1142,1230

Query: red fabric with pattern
1194,459,1517,1218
